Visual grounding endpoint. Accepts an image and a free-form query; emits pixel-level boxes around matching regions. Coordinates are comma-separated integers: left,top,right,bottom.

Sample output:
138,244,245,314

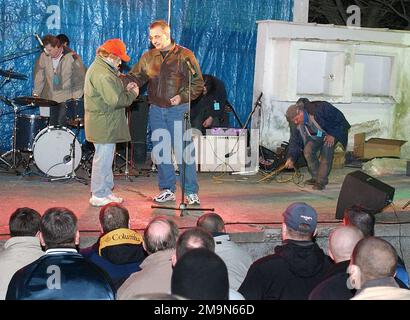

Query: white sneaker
153,189,176,203
89,195,113,207
186,193,200,205
107,194,123,203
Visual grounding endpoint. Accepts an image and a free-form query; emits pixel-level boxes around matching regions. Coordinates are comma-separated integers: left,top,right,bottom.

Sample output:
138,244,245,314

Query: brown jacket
116,249,175,299
129,43,204,107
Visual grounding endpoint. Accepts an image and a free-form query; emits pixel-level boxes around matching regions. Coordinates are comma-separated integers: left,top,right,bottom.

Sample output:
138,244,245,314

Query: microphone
184,58,197,77
34,33,49,55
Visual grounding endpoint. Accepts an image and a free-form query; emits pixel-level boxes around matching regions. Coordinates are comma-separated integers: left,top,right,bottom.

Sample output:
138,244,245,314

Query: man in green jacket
84,39,139,207
129,20,204,205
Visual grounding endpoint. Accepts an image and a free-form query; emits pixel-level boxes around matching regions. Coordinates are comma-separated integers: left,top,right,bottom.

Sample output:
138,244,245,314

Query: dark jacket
6,249,115,300
238,240,333,300
191,74,227,120
81,228,146,290
287,101,350,162
129,43,204,107
309,260,354,300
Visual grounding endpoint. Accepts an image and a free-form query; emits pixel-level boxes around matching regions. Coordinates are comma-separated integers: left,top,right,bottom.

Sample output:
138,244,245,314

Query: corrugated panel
0,0,293,150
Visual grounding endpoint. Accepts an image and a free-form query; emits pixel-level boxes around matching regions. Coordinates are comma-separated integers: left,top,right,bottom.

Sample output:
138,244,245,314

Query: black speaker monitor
335,170,395,219
129,96,149,165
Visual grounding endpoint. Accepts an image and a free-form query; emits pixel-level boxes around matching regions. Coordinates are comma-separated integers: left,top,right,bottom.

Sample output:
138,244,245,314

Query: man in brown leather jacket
129,20,204,205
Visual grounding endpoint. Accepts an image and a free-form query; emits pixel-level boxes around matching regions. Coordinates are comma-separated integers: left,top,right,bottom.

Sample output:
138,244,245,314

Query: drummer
32,34,86,126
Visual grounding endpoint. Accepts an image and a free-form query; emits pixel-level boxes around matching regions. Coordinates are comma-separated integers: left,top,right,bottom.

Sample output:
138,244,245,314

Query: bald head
143,216,179,254
352,237,397,283
196,212,225,233
328,226,364,263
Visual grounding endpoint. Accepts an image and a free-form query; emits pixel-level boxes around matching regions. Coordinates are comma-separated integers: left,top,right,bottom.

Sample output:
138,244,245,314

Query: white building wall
252,21,410,156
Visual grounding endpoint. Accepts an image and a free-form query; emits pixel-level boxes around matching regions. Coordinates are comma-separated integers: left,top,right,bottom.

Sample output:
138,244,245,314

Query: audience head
348,236,397,290
39,207,79,250
9,207,41,237
171,248,229,300
196,212,225,234
128,293,185,300
143,216,179,255
343,205,375,237
99,203,129,233
175,227,215,261
282,202,317,241
328,225,364,263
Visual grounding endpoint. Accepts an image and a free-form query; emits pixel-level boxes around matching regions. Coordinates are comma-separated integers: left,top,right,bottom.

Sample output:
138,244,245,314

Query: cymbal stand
0,98,21,171
50,122,88,185
113,108,138,181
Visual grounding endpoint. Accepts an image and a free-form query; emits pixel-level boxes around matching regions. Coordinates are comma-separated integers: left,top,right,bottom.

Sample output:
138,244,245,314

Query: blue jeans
149,104,199,195
303,137,335,186
91,143,116,198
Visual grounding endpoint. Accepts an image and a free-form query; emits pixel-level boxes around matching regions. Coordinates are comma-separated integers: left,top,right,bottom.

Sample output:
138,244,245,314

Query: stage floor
0,166,409,239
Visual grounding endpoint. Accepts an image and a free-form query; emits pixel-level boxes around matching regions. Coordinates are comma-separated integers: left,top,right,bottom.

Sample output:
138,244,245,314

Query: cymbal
13,96,59,106
0,69,27,80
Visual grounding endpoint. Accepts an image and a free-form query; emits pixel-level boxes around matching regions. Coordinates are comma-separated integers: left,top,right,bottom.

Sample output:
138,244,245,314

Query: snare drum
65,98,84,127
32,126,82,177
16,114,48,151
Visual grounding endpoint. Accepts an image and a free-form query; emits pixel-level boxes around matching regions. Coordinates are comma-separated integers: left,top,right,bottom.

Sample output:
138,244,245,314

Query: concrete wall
232,224,410,269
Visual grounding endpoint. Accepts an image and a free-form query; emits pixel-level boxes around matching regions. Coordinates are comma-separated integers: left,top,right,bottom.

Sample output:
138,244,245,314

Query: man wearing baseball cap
84,39,140,207
239,202,333,300
284,98,350,190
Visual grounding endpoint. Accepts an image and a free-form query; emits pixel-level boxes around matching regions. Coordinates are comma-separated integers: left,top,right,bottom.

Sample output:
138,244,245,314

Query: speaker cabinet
129,96,149,165
335,170,395,219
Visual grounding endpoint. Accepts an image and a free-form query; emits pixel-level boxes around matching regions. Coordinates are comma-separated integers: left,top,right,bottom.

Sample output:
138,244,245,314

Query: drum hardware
46,122,88,185
113,108,137,181
13,96,58,107
80,147,94,178
65,98,84,127
0,69,28,80
0,97,24,171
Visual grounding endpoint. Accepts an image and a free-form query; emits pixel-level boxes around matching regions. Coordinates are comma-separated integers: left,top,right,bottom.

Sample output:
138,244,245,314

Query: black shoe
312,183,325,190
305,178,316,185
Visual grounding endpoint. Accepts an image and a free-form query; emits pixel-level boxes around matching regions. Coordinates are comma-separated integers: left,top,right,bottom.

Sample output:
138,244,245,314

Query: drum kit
0,69,91,182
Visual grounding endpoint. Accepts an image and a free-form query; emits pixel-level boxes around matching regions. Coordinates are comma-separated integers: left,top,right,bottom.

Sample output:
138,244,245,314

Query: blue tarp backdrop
0,0,293,151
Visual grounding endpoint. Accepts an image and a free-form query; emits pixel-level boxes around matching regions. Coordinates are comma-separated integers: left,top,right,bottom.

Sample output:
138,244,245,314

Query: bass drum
32,126,82,177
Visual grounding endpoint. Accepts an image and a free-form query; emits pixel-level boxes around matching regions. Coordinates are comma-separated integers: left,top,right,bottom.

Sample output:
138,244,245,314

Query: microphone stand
224,92,263,174
152,65,214,216
50,121,88,185
0,47,41,64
